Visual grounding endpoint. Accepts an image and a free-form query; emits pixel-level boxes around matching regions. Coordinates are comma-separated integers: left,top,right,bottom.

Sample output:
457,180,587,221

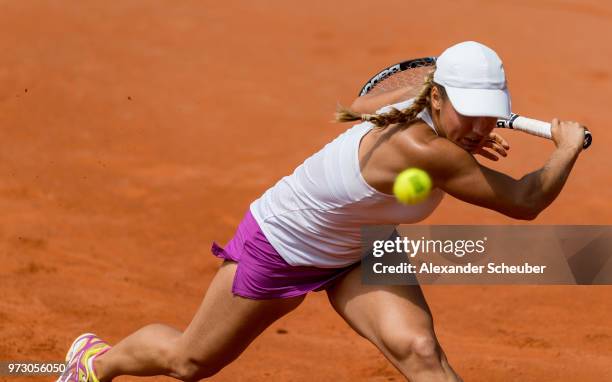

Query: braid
335,70,436,129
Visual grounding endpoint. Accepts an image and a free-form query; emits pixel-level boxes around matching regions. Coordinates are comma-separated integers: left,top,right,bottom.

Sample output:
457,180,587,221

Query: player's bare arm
386,120,585,220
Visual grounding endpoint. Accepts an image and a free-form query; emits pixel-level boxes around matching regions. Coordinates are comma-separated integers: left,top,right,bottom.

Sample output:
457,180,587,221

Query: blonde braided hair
336,71,441,129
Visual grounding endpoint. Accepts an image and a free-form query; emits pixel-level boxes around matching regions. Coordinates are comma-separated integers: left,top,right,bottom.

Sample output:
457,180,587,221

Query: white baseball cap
434,41,511,119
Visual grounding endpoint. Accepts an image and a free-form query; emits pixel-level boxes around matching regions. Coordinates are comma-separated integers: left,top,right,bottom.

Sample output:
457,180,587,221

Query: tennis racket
357,57,592,149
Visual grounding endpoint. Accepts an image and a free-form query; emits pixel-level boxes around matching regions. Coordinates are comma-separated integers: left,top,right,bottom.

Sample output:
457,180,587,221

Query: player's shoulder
393,121,444,152
393,122,473,170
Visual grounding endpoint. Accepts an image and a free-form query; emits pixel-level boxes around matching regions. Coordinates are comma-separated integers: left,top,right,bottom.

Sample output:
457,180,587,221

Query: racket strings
367,66,434,97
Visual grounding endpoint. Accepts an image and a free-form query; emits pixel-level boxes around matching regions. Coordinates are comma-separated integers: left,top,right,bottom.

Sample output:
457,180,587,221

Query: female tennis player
58,41,586,382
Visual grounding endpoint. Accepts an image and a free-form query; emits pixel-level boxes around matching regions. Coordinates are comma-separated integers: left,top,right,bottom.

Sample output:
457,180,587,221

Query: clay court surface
1,1,611,381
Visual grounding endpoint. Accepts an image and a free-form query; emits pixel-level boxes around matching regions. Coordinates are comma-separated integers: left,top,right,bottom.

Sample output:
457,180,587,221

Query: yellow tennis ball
393,168,432,205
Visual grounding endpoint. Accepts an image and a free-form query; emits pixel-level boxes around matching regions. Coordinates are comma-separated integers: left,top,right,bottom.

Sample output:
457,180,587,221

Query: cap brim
445,86,511,119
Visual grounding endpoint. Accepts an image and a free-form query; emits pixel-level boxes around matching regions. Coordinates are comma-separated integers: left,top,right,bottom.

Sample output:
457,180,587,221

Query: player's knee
382,331,440,367
170,357,221,382
168,347,223,382
411,335,439,360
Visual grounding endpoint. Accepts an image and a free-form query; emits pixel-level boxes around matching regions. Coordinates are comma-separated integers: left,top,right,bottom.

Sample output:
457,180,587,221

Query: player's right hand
551,118,586,152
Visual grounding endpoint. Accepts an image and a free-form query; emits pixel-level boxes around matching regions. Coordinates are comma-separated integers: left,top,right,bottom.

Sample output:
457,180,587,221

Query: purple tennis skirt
211,210,358,300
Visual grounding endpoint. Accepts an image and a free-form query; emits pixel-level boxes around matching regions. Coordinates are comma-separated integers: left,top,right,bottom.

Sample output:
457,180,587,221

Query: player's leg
326,263,462,382
91,260,304,381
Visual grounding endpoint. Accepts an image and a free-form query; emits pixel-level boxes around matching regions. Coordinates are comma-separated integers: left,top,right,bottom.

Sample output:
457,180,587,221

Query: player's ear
430,86,443,112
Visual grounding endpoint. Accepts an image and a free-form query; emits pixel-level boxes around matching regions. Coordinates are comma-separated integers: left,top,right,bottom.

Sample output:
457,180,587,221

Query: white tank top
250,99,445,267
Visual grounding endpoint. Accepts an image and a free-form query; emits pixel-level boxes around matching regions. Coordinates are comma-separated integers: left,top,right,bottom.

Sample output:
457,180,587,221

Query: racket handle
496,114,592,150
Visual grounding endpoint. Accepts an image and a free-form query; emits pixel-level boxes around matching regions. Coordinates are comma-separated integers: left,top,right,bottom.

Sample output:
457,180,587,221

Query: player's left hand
473,132,510,161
